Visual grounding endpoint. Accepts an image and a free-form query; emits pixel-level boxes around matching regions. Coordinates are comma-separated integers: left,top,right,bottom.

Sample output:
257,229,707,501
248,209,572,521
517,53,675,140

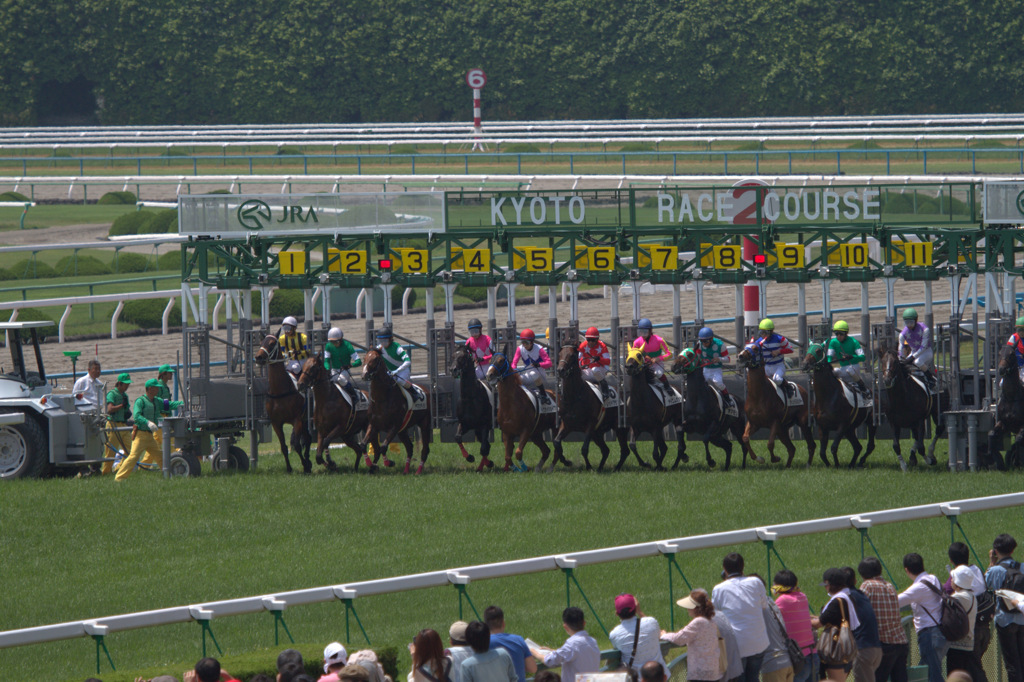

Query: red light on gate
753,254,767,265
378,259,392,270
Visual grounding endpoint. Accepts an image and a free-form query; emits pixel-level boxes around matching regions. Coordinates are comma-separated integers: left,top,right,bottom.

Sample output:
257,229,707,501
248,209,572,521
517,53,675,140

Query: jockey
898,307,936,390
376,325,412,390
695,326,730,396
324,327,361,400
827,320,868,394
633,318,672,388
753,318,793,393
578,326,611,394
512,328,553,405
278,316,309,361
465,318,493,380
1006,317,1024,384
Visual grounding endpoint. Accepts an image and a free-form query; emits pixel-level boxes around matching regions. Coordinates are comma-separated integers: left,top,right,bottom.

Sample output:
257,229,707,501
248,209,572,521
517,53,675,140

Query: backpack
924,580,971,642
998,560,1024,614
976,589,997,624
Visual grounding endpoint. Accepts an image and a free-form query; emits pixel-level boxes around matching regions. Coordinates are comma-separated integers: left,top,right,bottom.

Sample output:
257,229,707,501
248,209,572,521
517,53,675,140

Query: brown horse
253,335,312,473
449,344,495,471
621,343,678,470
361,349,433,474
486,351,557,472
296,353,370,472
800,343,876,468
988,345,1024,470
553,345,629,471
736,343,815,467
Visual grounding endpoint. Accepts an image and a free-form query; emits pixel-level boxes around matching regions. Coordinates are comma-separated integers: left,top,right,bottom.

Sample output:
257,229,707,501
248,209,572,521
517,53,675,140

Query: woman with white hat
947,566,978,676
660,589,722,681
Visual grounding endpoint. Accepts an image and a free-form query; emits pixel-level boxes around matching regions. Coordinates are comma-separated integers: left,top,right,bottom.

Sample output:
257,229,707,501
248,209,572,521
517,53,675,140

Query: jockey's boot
599,379,610,399
344,383,360,401
536,386,551,405
855,379,869,397
925,371,937,393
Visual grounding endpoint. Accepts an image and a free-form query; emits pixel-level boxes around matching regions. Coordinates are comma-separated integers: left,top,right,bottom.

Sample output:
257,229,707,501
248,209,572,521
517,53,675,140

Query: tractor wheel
212,445,250,473
0,411,48,479
168,451,201,477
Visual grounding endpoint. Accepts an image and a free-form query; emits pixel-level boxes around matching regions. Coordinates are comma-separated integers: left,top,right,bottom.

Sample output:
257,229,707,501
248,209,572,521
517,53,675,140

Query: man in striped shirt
859,557,909,682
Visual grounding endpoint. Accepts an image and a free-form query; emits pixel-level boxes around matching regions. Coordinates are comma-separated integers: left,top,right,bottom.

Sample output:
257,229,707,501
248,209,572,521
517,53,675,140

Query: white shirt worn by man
72,374,104,408
711,575,770,658
447,645,474,682
609,616,667,674
897,572,944,632
542,630,601,682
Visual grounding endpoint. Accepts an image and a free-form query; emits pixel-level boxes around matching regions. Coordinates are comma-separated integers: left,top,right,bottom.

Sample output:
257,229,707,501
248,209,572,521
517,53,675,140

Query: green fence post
950,515,989,569
659,543,693,631
264,598,295,647
759,531,788,588
557,558,609,638
191,608,223,658
335,589,372,646
449,574,482,622
854,518,900,588
85,622,115,675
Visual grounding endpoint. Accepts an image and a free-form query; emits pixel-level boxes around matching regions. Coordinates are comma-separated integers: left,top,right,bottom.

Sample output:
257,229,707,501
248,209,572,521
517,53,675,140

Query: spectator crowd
88,534,1024,682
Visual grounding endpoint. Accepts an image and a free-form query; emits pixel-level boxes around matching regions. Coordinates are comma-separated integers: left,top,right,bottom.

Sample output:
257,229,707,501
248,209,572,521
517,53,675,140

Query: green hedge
109,210,155,236
619,141,656,152
0,191,29,202
158,251,182,270
54,254,112,277
122,298,181,328
8,259,56,279
111,252,153,273
10,308,58,339
97,191,138,205
501,143,541,153
143,208,178,234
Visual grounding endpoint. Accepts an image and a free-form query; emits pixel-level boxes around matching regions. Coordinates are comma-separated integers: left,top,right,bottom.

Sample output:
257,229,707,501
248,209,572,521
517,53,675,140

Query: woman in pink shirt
660,589,722,681
773,570,818,682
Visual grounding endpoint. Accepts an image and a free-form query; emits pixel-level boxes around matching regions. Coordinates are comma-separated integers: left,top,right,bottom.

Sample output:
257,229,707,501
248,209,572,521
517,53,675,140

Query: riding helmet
1016,316,1024,328
468,318,483,330
903,308,918,320
328,328,343,341
758,318,775,331
376,324,393,339
520,328,536,341
282,315,298,329
698,327,714,340
585,326,600,339
638,318,653,331
833,320,849,332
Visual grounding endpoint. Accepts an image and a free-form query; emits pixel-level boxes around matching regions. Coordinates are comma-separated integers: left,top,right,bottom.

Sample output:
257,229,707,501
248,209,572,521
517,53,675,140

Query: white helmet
328,328,343,341
282,316,298,329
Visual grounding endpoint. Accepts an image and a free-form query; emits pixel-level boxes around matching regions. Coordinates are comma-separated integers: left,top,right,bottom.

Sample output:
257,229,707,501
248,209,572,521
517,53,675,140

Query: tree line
2,0,1022,126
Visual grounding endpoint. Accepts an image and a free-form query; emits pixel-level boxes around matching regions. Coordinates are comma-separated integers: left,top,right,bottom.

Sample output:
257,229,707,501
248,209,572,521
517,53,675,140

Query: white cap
283,316,298,328
951,565,975,591
324,641,348,672
328,328,343,341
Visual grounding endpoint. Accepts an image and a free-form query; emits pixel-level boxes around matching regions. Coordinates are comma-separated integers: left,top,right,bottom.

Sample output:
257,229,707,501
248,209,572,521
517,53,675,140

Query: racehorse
622,343,683,470
736,343,815,467
485,351,557,472
361,349,433,474
877,345,945,470
801,343,876,468
671,350,753,470
449,344,495,471
987,345,1024,469
296,352,369,472
553,345,630,471
253,335,313,473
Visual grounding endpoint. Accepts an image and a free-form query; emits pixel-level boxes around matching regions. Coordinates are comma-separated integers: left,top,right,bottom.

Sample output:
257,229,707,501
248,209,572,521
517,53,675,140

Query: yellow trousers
115,430,162,481
103,421,130,475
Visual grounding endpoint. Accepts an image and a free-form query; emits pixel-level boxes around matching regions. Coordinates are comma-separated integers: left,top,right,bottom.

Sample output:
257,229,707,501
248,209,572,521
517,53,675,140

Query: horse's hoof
402,461,411,475
503,464,511,472
485,458,494,468
464,454,476,463
926,455,937,466
367,464,379,474
415,464,425,475
680,453,690,463
315,456,325,466
770,455,781,464
364,456,374,468
908,455,918,467
654,465,667,472
707,459,716,469
753,455,766,464
326,461,338,472
383,458,395,467
637,460,651,469
561,458,574,468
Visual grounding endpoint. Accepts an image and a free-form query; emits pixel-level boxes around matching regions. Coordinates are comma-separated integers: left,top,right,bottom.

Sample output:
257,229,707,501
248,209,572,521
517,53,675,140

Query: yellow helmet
758,319,775,331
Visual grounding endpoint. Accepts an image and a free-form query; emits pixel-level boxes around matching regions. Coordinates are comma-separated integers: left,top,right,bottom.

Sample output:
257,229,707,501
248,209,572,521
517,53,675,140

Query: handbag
767,604,806,676
717,633,729,677
817,596,858,665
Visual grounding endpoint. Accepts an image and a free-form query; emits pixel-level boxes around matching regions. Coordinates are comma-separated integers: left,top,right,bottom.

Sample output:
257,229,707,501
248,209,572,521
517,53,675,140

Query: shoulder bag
768,605,806,676
817,596,858,665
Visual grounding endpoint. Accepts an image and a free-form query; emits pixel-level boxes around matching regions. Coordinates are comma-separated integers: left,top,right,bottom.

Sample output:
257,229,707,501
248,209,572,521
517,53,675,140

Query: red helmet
520,328,535,341
585,326,600,339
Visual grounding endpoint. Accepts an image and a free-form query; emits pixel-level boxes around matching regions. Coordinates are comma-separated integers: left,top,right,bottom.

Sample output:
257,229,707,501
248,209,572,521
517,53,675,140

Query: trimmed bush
158,251,182,271
501,143,541,153
8,259,56,279
392,286,417,308
0,191,29,202
10,307,58,339
110,252,152,273
138,208,177,234
732,140,764,152
207,188,232,194
252,289,306,319
109,210,154,237
456,285,488,302
97,191,138,205
53,255,111,277
0,268,16,281
122,298,181,329
159,147,188,157
276,146,302,156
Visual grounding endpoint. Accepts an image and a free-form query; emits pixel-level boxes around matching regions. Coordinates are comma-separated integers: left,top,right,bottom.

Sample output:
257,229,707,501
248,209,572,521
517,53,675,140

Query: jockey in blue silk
752,319,793,390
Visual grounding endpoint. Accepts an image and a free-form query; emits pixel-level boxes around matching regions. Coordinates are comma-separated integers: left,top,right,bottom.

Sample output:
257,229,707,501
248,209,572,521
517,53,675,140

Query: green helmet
1016,316,1024,328
833,320,849,333
759,319,775,331
903,308,918,320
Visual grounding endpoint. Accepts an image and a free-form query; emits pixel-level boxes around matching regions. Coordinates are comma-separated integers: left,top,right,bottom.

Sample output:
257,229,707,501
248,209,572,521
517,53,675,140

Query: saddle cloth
401,384,428,412
710,386,739,418
908,371,938,395
772,381,804,407
586,382,621,408
520,386,558,414
839,381,873,410
332,381,369,411
649,382,682,407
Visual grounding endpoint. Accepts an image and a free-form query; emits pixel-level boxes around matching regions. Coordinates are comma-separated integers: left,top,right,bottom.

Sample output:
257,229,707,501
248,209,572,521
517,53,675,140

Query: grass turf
1,439,1022,682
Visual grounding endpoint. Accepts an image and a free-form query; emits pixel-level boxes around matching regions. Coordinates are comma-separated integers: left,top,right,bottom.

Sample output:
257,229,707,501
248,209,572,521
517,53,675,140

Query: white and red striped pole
466,69,487,151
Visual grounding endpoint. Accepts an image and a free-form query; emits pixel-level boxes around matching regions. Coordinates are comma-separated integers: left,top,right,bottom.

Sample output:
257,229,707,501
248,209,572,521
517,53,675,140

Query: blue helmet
376,325,393,339
638,318,653,330
698,326,714,340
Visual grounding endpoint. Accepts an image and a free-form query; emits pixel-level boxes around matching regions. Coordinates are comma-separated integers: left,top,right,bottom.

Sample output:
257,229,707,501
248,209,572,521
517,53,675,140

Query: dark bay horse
485,351,557,472
253,335,312,473
297,353,369,472
801,343,876,468
553,345,629,471
622,343,682,470
987,345,1024,469
449,344,495,471
361,349,433,474
877,346,944,470
736,343,815,467
671,350,752,470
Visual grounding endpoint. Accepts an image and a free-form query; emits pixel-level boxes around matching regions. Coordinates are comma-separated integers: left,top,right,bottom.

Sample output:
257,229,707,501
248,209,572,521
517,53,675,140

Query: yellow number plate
327,249,366,274
395,248,429,274
452,248,491,272
513,247,554,272
712,245,741,270
890,241,933,267
587,246,615,271
278,250,306,275
840,243,869,268
638,245,678,270
774,243,805,269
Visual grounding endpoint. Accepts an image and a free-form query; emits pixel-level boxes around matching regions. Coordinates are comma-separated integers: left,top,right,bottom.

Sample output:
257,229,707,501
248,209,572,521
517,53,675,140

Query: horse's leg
777,424,797,468
819,428,831,468
502,431,514,472
673,425,687,467
552,424,572,468
765,423,781,465
454,423,475,463
476,429,493,470
653,431,668,471
514,430,532,471
342,433,372,472
740,422,756,469
987,423,1007,471
273,421,293,473
293,419,313,473
532,431,552,473
620,428,639,471
607,427,627,472
578,431,594,471
890,425,908,471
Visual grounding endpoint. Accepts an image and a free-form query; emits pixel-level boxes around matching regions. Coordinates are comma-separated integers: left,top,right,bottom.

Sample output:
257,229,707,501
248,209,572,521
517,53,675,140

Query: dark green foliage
53,254,111,276
97,191,138,205
392,286,417,308
10,307,57,338
0,191,29,202
252,288,305,319
138,208,177,234
109,211,154,236
501,143,542,153
122,298,181,328
159,147,187,156
207,189,232,194
110,251,152,273
276,146,302,156
0,267,15,281
457,285,488,302
158,250,182,270
8,259,56,279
